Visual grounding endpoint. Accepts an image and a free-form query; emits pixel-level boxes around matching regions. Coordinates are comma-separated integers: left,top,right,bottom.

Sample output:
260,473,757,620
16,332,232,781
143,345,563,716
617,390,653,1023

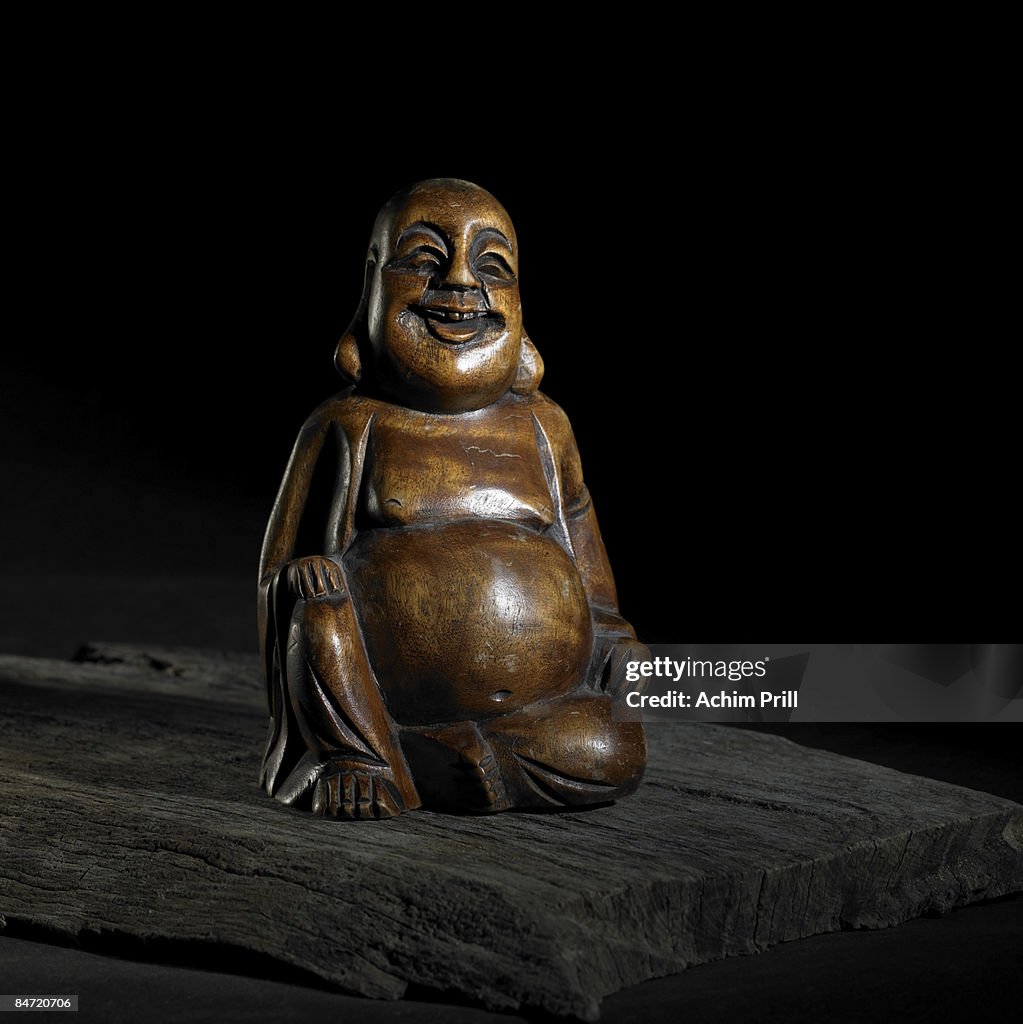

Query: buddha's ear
511,333,544,394
335,253,376,384
334,330,362,383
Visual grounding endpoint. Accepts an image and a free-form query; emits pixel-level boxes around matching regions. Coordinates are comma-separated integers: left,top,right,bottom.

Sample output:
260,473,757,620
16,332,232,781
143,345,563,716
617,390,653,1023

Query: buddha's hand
286,556,345,600
599,638,653,698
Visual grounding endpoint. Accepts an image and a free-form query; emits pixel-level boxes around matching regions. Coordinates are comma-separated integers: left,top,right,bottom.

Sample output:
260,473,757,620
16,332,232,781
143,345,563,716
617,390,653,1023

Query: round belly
344,520,593,725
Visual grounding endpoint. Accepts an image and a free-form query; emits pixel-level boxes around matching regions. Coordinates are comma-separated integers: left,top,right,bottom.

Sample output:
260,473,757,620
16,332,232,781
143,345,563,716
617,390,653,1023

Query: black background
1,59,1019,1024
6,86,1013,654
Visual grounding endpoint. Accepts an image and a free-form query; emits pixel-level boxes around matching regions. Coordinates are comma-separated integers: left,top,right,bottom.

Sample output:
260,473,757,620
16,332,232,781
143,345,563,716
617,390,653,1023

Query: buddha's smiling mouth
418,305,488,322
411,304,504,344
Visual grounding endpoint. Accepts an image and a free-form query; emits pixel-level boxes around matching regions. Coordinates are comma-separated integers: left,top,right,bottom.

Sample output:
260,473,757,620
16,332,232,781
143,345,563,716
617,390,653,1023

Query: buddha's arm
556,432,631,633
565,487,630,633
541,400,649,693
257,410,336,703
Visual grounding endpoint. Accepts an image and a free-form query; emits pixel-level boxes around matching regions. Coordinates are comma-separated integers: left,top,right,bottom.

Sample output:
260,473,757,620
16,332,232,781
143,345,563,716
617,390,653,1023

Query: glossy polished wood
258,179,647,818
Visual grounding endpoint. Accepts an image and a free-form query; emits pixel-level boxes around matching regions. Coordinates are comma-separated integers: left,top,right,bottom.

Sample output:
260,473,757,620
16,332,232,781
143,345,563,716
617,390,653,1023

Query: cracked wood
1,643,1021,1020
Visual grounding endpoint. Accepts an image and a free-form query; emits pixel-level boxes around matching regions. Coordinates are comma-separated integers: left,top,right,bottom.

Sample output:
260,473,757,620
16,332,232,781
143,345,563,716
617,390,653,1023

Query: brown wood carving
258,179,648,819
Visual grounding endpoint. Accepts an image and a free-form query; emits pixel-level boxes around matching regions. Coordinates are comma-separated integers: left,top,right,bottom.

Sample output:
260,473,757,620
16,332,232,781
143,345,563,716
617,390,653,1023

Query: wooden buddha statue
258,178,647,819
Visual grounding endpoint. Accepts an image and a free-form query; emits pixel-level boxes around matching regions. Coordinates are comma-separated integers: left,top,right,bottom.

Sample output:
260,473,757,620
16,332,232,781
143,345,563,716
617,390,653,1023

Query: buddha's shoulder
474,389,574,429
298,389,386,437
518,391,576,445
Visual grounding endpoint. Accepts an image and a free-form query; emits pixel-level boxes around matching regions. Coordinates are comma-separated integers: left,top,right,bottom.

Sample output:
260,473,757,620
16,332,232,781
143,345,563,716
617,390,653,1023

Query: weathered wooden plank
1,646,1021,1020
0,642,261,706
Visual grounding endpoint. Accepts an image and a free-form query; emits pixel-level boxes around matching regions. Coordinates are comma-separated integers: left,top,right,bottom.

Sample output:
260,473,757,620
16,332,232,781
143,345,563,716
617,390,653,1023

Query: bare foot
400,723,508,813
461,742,507,812
311,766,408,820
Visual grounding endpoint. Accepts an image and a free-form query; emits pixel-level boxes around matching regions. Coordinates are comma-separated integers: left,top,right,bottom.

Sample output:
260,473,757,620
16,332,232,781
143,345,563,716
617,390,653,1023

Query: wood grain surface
2,643,1021,1020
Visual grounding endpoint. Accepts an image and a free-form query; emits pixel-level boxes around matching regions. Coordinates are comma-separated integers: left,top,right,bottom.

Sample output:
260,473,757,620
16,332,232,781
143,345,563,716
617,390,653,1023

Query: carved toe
312,769,406,820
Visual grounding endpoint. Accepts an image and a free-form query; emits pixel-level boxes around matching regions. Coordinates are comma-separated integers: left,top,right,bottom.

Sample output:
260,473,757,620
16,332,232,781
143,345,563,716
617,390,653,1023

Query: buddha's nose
439,251,478,290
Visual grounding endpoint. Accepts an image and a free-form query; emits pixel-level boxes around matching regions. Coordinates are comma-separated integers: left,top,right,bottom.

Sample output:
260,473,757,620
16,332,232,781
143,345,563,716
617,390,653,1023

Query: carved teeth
424,309,486,322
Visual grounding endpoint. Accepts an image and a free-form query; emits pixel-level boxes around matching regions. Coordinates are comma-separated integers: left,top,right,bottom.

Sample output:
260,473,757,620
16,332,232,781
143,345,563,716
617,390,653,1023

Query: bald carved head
337,179,542,413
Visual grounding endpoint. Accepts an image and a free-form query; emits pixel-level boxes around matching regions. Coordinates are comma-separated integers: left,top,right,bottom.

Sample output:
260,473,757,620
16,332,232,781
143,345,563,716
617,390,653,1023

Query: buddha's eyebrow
472,227,514,254
395,222,448,251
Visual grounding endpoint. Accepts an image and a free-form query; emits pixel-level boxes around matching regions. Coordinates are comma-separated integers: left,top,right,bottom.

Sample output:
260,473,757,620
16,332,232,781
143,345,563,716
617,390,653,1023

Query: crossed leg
277,595,645,818
401,695,646,812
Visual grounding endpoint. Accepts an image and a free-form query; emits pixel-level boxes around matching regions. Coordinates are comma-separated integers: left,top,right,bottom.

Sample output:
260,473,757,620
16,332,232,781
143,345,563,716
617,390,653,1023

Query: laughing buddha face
365,179,525,413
